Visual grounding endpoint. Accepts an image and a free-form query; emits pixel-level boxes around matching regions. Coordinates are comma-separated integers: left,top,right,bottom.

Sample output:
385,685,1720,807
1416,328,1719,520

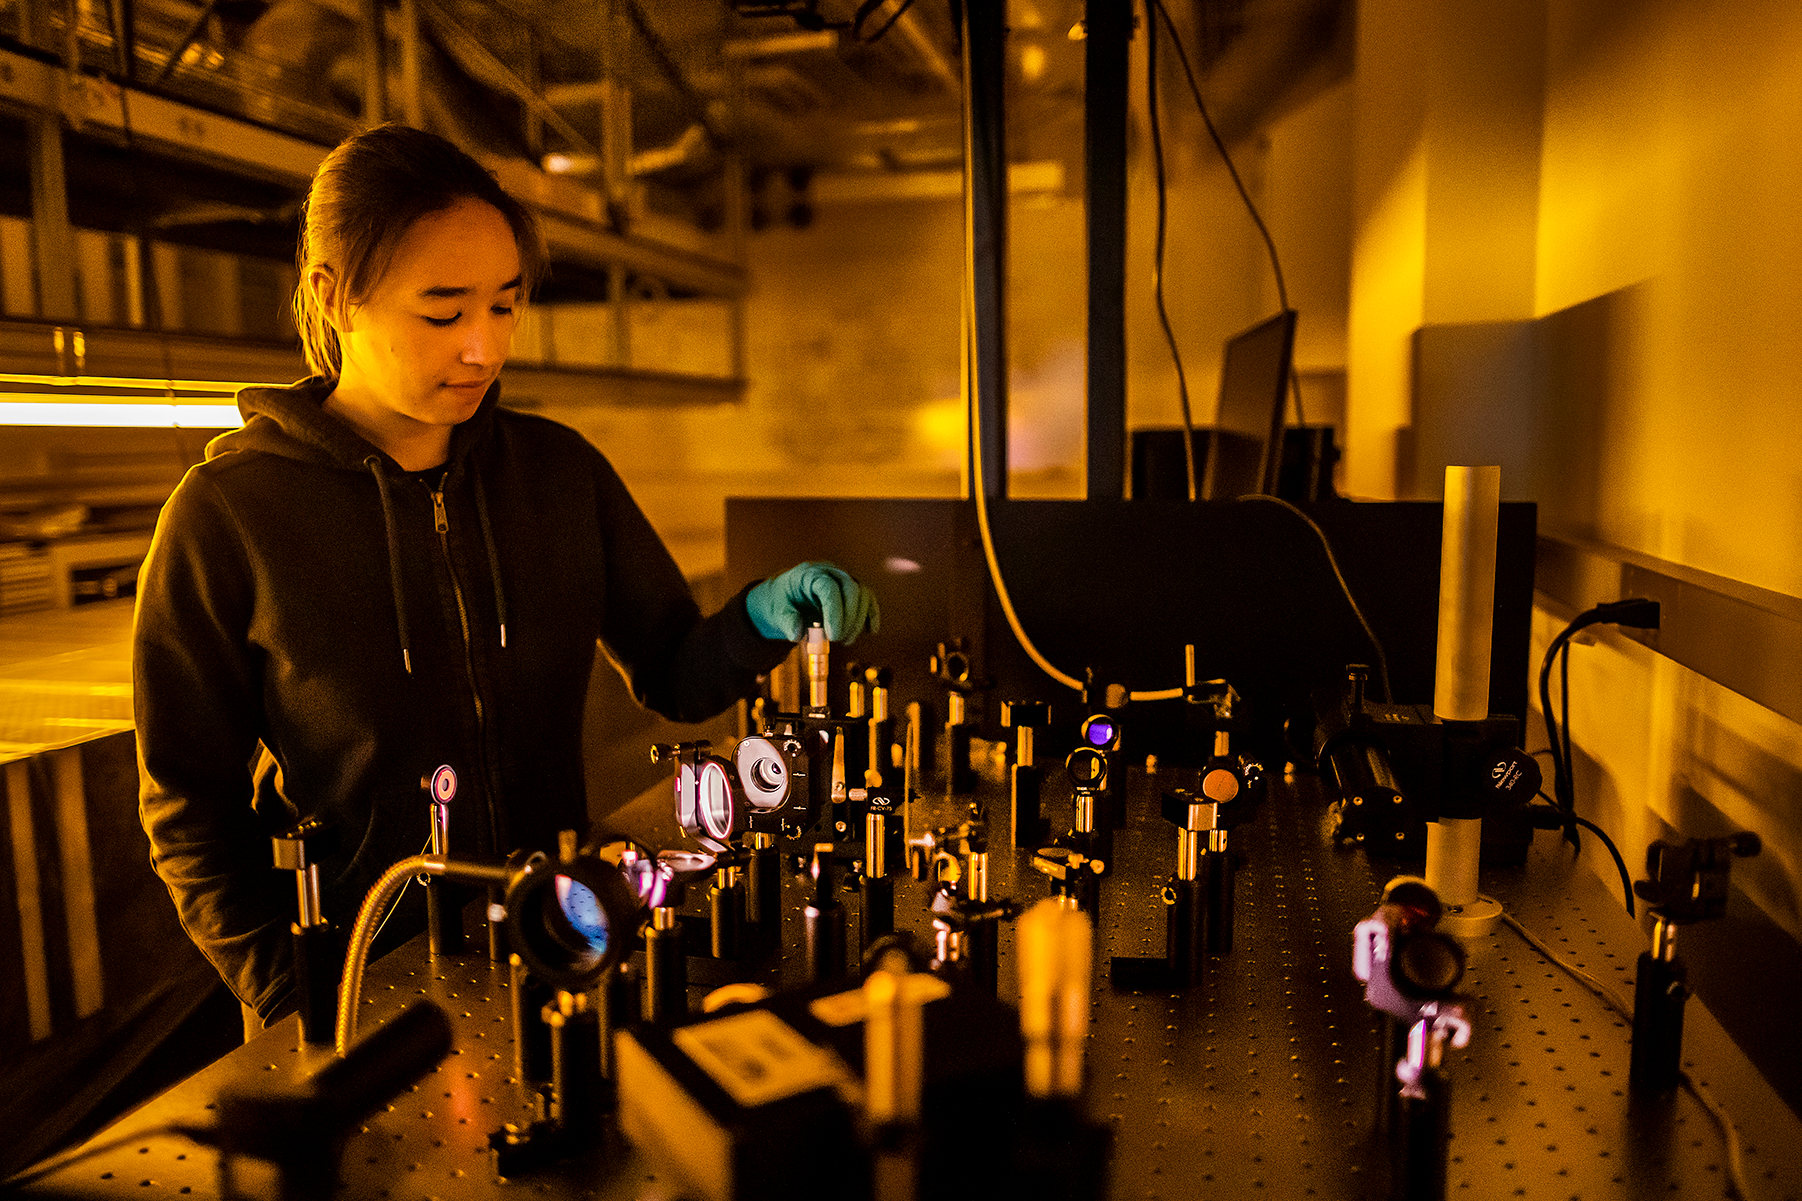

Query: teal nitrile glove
746,561,880,645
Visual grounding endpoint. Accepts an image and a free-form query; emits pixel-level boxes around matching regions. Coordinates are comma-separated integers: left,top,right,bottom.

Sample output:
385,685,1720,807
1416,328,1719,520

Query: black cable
1536,598,1659,887
1144,0,1198,501
1237,493,1392,701
1530,795,1635,918
1538,624,1581,828
1560,638,1573,811
1575,814,1635,917
1150,0,1305,428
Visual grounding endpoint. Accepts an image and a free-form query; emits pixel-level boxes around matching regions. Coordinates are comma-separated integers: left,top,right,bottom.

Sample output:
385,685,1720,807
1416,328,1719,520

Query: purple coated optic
1083,715,1117,748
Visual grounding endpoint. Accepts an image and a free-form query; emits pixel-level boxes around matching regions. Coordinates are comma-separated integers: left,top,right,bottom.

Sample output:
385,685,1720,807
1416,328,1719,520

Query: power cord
963,7,1385,703
1150,0,1306,430
1538,598,1659,858
1144,0,1200,501
1500,911,1752,1201
1526,791,1635,916
1236,494,1392,701
964,362,1392,702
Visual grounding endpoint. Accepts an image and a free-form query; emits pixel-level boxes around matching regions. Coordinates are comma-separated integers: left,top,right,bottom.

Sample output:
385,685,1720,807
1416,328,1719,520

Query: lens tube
698,759,736,846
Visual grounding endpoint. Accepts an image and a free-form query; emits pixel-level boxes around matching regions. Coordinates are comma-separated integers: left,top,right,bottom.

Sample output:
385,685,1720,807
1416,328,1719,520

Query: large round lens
699,759,734,841
675,762,698,832
1392,931,1465,998
1082,715,1118,749
508,854,639,990
555,875,609,953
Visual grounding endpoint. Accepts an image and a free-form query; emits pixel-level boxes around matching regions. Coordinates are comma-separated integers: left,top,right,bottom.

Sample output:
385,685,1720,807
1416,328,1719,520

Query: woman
135,124,875,1030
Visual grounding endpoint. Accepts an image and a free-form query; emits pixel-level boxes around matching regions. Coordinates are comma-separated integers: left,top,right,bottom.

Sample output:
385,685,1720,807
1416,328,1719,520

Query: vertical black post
961,0,1008,499
1085,0,1131,499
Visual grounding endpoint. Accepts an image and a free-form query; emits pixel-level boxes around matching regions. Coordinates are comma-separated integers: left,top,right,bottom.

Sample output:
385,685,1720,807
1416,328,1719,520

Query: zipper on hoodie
431,483,485,730
430,477,502,859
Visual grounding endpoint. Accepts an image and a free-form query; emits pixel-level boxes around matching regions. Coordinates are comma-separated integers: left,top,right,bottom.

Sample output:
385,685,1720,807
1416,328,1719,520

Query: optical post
271,818,339,1046
1629,831,1762,1091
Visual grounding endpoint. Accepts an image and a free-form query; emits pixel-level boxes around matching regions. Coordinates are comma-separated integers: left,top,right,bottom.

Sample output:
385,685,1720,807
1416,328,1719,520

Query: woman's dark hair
294,123,547,378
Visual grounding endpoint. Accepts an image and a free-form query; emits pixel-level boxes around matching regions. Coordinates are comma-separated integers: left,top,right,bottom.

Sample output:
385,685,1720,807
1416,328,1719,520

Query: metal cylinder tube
1651,916,1678,962
866,812,888,878
968,850,990,903
710,869,743,960
296,864,323,929
1424,818,1482,909
1166,876,1203,985
1010,763,1043,850
545,992,603,1129
426,877,465,958
644,913,686,1026
806,625,830,714
1433,465,1501,723
1177,829,1200,882
747,834,780,934
510,954,553,1085
1202,849,1235,955
293,919,339,1046
966,914,999,994
1630,948,1688,1091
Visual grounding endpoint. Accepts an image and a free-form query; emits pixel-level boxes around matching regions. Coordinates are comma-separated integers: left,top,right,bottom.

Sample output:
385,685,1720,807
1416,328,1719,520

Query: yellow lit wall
1347,0,1802,943
1528,0,1802,941
1536,0,1802,596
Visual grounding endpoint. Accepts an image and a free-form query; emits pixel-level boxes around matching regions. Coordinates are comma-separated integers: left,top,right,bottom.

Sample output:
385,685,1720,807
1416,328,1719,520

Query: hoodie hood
207,376,502,470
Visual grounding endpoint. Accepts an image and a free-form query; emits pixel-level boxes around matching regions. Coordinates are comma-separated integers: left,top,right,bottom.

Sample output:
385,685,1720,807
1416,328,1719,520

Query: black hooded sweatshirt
135,378,788,1021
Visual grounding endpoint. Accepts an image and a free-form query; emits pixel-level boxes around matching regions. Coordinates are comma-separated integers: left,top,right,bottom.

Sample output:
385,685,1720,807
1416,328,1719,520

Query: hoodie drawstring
364,455,414,674
471,473,510,650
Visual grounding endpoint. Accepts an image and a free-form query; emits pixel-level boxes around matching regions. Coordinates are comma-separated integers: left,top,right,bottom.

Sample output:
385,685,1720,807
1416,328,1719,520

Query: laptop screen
1204,310,1297,499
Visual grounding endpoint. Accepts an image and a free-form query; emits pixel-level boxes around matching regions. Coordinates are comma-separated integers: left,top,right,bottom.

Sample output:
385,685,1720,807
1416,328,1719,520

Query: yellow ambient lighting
0,397,244,428
0,372,255,393
0,373,262,428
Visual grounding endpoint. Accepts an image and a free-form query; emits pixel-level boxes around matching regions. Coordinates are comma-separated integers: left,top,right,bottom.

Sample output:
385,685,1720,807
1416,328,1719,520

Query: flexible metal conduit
335,853,517,1054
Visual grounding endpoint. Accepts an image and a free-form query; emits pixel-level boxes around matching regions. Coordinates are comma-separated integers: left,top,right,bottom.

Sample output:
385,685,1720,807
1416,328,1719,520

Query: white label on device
671,1010,850,1109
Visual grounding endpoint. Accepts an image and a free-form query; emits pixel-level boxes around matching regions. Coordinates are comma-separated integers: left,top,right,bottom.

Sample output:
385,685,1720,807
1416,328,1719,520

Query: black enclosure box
725,498,1536,761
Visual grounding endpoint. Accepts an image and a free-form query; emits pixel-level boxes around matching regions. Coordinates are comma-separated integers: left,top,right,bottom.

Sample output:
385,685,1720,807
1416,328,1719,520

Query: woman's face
328,198,523,434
